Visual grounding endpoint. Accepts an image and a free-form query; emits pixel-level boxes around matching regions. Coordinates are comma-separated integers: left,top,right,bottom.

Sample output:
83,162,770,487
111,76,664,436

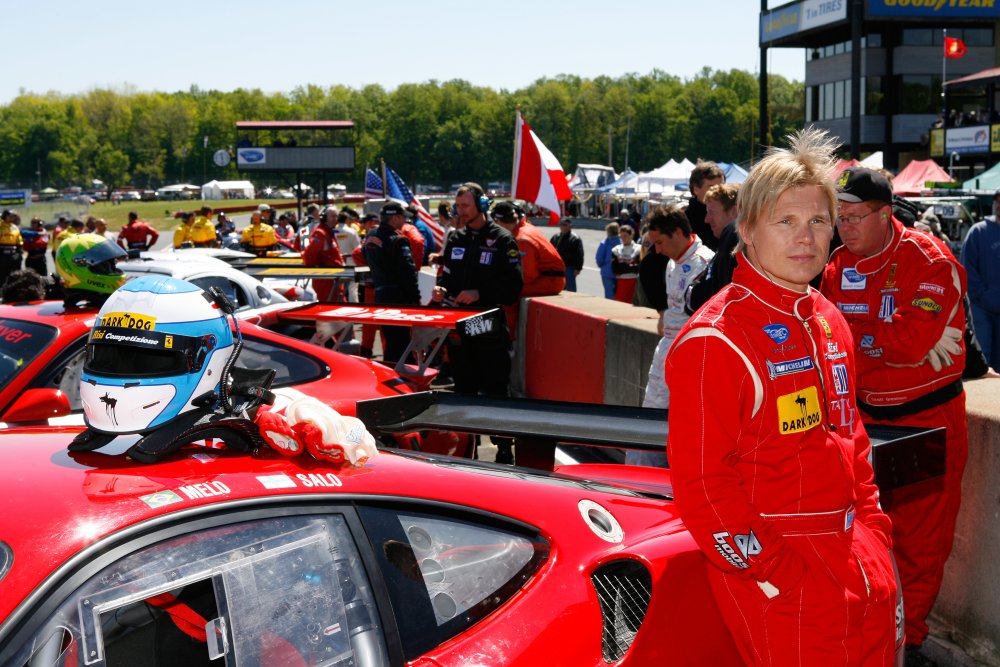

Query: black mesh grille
591,559,652,662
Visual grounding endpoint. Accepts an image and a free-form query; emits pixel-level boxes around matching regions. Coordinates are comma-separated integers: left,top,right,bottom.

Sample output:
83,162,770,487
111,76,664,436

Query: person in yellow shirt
240,212,278,256
190,205,218,247
173,212,195,248
0,210,25,288
52,219,84,255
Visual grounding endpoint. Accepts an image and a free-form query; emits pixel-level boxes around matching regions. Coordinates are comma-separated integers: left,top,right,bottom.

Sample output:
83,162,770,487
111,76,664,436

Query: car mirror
3,388,72,423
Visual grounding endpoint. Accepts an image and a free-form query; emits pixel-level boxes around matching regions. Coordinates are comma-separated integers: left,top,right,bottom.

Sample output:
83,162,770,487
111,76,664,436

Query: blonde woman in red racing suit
666,130,898,666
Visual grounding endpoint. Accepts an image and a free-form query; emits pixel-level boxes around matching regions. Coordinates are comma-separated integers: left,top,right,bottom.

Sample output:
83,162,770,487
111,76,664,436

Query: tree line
0,69,803,193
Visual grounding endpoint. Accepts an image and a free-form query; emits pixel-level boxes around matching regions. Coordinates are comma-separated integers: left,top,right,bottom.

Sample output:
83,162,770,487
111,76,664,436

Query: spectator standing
172,213,195,249
353,213,381,357
960,188,1000,372
492,201,565,337
821,167,968,651
398,217,426,269
93,218,116,244
240,211,278,257
636,204,714,465
53,219,84,255
686,183,740,314
190,206,217,247
302,207,345,302
432,183,522,398
550,219,584,291
410,209,437,265
118,211,159,252
296,203,322,251
684,161,725,252
334,211,361,301
0,210,24,289
668,131,896,665
595,222,621,299
22,217,48,276
274,214,296,251
610,226,641,303
362,202,421,363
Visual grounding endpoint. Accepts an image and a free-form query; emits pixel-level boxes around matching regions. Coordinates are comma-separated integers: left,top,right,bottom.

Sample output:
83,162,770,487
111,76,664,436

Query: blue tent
717,162,749,184
963,162,1000,192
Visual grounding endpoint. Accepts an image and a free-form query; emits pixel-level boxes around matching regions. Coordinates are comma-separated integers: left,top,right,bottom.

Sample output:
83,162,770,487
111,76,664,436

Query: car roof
0,301,100,331
0,429,675,622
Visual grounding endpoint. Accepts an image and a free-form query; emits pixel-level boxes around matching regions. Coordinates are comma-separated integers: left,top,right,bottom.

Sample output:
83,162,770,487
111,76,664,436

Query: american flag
385,166,445,247
364,168,383,199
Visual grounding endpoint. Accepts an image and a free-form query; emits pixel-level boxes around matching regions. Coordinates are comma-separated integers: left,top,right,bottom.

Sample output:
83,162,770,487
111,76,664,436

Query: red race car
0,301,412,430
0,392,926,666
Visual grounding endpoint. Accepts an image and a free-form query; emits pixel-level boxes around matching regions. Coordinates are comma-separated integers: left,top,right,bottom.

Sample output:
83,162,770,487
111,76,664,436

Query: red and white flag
512,111,572,225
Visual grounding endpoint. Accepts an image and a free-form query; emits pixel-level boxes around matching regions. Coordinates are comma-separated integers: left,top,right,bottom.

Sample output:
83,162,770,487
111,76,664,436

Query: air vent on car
591,559,652,663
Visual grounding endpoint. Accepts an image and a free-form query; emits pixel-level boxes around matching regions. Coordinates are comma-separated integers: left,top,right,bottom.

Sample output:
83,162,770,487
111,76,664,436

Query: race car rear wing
356,392,945,493
279,304,505,386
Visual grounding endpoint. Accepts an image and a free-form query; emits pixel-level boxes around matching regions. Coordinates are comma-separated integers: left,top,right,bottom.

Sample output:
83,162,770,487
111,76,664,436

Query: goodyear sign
761,0,847,43
867,0,1000,18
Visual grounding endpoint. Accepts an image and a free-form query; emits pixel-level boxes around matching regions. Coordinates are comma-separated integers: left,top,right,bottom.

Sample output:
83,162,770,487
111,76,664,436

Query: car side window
238,336,327,387
9,515,388,667
189,276,249,311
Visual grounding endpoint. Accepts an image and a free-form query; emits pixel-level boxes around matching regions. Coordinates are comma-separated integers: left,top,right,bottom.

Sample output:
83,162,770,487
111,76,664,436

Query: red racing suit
667,258,898,666
118,220,159,251
821,216,967,646
502,219,565,339
302,223,345,302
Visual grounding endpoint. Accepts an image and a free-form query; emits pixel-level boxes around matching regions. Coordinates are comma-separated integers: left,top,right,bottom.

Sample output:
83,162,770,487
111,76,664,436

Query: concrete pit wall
515,293,1000,663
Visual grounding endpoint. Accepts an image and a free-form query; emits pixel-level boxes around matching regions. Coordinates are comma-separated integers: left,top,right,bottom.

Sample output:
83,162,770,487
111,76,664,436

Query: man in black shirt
362,202,421,364
432,183,522,398
686,183,740,314
684,161,725,252
550,219,584,291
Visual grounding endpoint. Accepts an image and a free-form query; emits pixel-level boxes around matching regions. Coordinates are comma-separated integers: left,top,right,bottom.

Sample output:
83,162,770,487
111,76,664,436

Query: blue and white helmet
81,276,235,434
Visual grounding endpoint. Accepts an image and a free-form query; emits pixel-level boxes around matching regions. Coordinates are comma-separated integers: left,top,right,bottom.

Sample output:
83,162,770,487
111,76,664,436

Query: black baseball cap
361,213,378,224
835,168,893,205
491,201,519,223
380,202,410,217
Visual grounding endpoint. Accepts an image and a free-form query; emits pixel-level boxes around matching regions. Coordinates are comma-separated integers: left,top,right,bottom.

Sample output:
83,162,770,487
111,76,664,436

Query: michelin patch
777,386,822,434
838,303,869,315
766,356,814,380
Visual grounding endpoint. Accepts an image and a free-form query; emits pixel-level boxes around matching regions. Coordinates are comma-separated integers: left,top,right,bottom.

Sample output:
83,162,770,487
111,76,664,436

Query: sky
4,1,804,105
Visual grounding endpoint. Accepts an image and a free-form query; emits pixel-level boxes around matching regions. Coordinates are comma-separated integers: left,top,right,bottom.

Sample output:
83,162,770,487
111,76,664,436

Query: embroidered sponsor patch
912,297,942,313
832,363,850,395
860,334,875,348
777,386,822,434
919,282,945,296
879,294,895,321
450,247,465,260
99,311,156,330
762,324,790,344
816,314,833,339
712,531,750,569
840,267,867,290
766,355,815,379
838,303,869,314
479,250,493,265
139,490,184,509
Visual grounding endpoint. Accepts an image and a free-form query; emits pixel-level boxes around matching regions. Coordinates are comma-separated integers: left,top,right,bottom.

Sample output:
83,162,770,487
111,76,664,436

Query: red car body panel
0,431,742,665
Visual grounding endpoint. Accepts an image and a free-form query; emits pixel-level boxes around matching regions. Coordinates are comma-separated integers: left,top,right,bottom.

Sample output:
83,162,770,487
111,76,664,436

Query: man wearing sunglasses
820,167,968,654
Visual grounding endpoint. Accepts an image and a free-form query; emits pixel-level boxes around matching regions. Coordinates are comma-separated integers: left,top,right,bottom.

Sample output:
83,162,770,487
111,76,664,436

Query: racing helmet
80,276,236,434
55,233,127,294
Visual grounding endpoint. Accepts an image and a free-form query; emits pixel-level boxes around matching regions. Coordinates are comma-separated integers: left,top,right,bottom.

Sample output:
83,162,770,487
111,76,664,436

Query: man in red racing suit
821,167,968,648
667,133,898,666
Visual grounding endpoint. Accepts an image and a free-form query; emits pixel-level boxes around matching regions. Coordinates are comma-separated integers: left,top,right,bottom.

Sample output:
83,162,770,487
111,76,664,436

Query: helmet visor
85,327,216,377
74,239,127,274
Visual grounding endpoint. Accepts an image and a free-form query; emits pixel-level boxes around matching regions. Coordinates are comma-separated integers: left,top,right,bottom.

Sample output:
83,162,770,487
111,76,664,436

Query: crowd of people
2,145,998,663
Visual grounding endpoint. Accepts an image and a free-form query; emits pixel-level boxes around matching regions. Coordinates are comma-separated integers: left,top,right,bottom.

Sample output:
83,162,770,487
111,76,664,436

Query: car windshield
0,318,59,386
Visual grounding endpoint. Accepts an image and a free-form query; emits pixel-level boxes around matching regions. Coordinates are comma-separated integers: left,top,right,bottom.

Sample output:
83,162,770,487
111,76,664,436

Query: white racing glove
925,326,963,372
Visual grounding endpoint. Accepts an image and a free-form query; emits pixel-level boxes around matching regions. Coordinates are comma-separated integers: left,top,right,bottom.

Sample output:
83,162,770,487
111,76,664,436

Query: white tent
595,169,640,194
156,183,200,197
201,180,255,200
860,151,884,169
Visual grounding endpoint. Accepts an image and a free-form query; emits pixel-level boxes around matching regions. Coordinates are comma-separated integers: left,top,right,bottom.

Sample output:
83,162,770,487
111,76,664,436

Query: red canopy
892,159,954,196
832,159,861,178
